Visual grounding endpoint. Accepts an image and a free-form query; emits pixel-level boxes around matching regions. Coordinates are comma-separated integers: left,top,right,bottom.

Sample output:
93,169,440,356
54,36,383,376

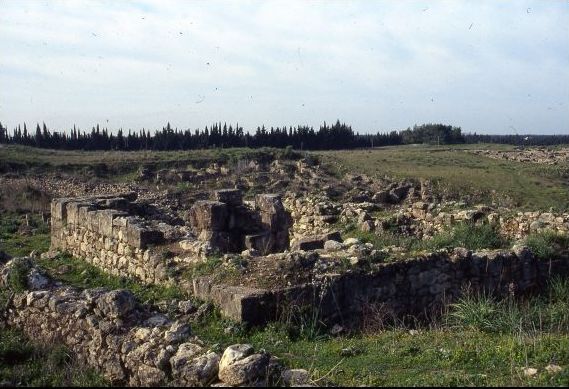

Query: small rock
522,367,538,377
282,369,310,386
164,321,191,344
323,240,343,251
343,238,360,246
545,364,562,374
178,300,197,314
329,324,344,336
340,346,360,357
218,344,270,386
96,289,136,319
27,268,50,290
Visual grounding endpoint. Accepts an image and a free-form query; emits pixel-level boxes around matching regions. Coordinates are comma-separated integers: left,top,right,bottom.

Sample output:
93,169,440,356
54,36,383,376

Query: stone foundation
188,190,292,255
50,193,173,284
0,259,279,387
194,247,569,326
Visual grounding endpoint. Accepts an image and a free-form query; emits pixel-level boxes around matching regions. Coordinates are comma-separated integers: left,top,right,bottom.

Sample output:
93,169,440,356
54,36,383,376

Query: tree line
0,121,566,150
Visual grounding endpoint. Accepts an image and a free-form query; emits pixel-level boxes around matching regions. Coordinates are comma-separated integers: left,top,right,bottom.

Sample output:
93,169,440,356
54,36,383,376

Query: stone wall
49,190,293,288
194,247,569,326
303,247,569,322
403,203,569,240
189,190,292,255
50,193,172,285
0,259,283,387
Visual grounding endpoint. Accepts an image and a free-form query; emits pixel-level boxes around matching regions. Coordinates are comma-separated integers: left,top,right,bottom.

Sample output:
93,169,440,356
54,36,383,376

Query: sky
1,0,568,135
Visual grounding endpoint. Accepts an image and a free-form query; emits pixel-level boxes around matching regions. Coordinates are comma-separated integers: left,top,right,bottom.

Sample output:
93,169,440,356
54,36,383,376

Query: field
0,143,568,386
319,144,569,211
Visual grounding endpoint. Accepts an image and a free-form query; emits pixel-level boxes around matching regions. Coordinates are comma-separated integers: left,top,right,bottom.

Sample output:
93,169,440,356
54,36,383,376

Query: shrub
449,291,501,332
448,278,569,334
427,223,507,251
525,230,569,259
7,257,30,293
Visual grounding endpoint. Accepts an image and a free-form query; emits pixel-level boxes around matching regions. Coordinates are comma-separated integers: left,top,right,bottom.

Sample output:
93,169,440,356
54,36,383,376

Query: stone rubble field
1,146,568,386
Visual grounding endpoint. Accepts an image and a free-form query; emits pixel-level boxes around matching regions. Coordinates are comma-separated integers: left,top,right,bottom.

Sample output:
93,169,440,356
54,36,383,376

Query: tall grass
447,278,569,334
525,231,569,260
346,222,508,255
0,328,107,386
425,223,508,251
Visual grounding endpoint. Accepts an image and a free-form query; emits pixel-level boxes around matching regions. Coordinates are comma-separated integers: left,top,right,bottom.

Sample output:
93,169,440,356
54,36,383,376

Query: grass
344,222,509,259
0,144,303,178
525,231,569,260
318,144,569,211
425,223,508,251
0,213,50,257
0,327,108,387
448,278,569,334
38,252,186,304
189,279,569,387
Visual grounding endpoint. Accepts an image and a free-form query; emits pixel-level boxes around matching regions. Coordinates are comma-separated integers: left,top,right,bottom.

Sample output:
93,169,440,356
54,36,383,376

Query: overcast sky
1,0,568,135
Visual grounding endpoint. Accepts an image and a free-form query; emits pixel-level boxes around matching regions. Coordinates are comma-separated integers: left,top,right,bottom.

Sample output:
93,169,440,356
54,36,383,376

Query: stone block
189,201,228,232
86,211,100,233
126,221,164,249
78,204,95,226
98,209,128,237
244,233,273,254
255,194,292,232
51,198,70,225
198,230,230,252
228,205,260,232
213,189,243,206
66,202,80,225
322,230,342,242
291,235,325,251
103,197,130,210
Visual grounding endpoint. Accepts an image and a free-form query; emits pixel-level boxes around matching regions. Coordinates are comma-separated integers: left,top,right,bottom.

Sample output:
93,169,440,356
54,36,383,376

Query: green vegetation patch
0,213,50,257
0,327,107,387
319,145,569,211
345,222,509,260
426,223,508,251
448,278,569,334
38,253,186,304
525,231,569,260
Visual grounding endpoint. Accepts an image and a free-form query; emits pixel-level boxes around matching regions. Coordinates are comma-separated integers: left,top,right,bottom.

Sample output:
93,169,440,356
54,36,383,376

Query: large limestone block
255,194,292,232
189,201,229,232
77,205,95,228
213,189,243,206
99,209,127,237
198,231,231,252
66,201,84,226
218,344,270,386
244,233,273,255
51,198,71,225
86,210,100,233
228,205,260,232
126,220,164,249
291,235,326,251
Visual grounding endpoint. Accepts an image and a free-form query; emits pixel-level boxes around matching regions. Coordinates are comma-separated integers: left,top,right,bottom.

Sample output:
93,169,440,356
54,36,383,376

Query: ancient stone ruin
0,258,294,387
50,192,172,284
49,189,292,287
188,189,292,256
